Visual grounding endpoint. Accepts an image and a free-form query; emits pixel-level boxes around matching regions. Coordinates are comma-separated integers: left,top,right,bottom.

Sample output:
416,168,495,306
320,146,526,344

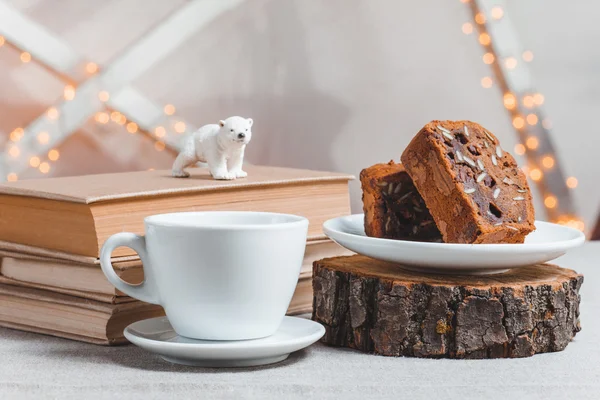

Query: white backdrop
1,0,598,230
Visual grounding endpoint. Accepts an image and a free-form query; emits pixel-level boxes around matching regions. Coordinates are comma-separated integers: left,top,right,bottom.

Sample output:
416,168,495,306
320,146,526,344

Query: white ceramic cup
100,211,308,341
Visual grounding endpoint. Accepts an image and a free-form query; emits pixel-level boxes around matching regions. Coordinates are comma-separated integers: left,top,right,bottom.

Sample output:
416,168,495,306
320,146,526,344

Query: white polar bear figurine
172,116,253,180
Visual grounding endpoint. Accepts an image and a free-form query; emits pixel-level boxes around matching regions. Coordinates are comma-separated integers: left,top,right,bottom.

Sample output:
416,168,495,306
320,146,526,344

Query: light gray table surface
1,243,598,400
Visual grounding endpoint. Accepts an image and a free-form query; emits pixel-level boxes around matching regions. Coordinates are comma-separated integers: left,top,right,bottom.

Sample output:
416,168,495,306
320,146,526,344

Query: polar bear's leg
228,147,247,178
172,152,197,178
206,151,234,180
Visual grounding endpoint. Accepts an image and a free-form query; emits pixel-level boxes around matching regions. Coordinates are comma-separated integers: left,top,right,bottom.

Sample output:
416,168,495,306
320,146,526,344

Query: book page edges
0,276,133,303
0,321,127,345
0,236,330,265
0,283,157,314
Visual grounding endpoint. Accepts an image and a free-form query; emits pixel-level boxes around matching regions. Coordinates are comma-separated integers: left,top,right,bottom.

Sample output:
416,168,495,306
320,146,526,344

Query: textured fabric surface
0,243,598,400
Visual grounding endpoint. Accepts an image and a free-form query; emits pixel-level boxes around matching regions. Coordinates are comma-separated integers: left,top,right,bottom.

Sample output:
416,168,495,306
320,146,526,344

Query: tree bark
312,255,583,359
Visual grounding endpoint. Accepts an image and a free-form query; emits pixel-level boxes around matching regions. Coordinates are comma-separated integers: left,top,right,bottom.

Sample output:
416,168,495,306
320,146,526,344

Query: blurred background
0,0,598,236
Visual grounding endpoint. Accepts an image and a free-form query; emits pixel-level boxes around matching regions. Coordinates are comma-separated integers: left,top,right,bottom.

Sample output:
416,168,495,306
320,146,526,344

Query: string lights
462,0,584,231
98,91,110,102
174,122,186,134
522,51,534,62
99,106,182,155
8,146,20,158
48,149,60,161
164,104,176,115
95,112,109,124
29,156,40,168
10,128,24,142
46,107,59,120
85,62,98,74
20,52,31,63
126,122,138,134
0,35,186,182
63,85,76,101
39,161,50,174
155,126,166,138
0,33,71,179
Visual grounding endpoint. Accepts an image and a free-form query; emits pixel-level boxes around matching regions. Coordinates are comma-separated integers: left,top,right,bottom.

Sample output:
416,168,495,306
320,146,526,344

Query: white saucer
323,214,585,275
124,316,325,367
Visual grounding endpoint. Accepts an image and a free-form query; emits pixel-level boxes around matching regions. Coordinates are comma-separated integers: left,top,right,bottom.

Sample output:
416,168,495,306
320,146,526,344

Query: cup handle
100,232,160,305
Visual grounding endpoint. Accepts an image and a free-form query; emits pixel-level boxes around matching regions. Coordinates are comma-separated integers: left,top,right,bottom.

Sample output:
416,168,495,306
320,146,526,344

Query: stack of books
0,165,353,344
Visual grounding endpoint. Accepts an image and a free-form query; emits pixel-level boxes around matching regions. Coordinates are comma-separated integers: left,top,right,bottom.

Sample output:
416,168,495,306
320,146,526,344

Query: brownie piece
400,120,535,244
360,161,442,242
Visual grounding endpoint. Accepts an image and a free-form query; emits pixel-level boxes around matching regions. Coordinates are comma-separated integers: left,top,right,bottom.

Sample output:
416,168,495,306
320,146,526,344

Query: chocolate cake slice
360,161,442,242
400,120,535,244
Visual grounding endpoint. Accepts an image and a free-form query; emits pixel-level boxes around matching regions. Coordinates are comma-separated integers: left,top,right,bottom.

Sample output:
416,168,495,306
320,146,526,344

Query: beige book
0,279,313,345
0,284,164,345
0,276,135,304
0,165,353,257
0,240,353,302
0,321,126,345
299,240,354,279
286,277,313,315
0,257,141,298
0,278,312,345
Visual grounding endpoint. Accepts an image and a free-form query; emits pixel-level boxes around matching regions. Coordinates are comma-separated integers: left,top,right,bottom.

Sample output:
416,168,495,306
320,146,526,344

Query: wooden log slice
312,255,583,359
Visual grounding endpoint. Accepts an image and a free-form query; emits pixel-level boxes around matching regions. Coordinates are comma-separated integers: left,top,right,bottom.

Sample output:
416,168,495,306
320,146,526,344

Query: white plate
323,214,585,274
124,316,325,367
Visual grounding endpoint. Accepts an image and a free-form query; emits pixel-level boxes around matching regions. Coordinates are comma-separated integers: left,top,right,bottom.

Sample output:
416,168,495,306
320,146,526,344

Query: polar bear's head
219,116,253,146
